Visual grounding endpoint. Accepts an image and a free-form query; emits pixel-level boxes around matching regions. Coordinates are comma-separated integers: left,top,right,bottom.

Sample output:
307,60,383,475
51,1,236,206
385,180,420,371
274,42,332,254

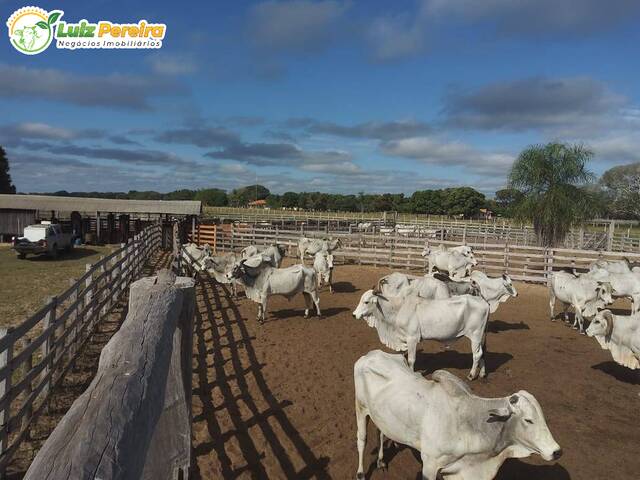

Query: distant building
478,208,494,220
247,199,267,208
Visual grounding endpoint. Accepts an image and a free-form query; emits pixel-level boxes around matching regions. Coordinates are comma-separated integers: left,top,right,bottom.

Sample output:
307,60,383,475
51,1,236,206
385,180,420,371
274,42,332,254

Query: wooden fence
23,271,195,480
202,207,640,253
0,224,161,474
191,224,640,284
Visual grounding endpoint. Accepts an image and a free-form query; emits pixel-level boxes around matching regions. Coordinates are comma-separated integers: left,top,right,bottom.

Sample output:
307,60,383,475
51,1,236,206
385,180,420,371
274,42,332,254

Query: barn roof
0,194,201,216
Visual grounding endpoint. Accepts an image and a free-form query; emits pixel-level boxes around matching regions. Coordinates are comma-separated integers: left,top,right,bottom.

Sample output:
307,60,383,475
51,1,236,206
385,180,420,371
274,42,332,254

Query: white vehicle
13,222,73,259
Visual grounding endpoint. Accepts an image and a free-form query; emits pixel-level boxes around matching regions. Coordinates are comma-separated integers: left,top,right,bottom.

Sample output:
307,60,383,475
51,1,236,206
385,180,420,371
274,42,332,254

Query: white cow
378,272,451,300
298,237,342,264
313,251,334,292
203,253,240,297
181,243,213,272
431,272,480,297
470,271,518,314
227,254,320,323
357,222,373,232
589,259,631,274
241,244,286,268
423,246,477,280
353,290,490,379
354,350,562,480
549,271,613,332
587,266,640,314
586,309,640,370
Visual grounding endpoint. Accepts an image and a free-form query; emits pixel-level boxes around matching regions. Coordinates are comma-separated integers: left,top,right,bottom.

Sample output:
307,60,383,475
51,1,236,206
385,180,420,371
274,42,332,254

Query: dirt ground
192,260,640,480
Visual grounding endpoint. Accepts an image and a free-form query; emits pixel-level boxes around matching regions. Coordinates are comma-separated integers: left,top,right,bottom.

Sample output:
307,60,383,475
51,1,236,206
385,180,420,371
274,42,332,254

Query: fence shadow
191,275,331,479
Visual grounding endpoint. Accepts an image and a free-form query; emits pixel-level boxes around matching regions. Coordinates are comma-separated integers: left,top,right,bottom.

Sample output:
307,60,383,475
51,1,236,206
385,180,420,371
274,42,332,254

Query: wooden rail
0,224,162,474
192,224,640,284
23,270,195,480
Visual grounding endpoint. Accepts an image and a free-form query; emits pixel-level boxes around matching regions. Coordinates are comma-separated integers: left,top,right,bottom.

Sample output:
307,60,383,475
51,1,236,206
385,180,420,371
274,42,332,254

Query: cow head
595,282,613,305
353,290,383,320
489,391,562,462
502,273,518,297
586,309,614,339
458,245,474,257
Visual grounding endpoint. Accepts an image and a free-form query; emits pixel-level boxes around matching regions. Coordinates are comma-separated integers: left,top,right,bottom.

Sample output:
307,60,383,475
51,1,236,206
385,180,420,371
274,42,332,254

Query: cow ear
502,273,508,280
487,408,511,422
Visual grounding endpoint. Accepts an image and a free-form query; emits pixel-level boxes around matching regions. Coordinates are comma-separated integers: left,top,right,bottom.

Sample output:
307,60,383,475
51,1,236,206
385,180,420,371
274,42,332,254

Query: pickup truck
13,222,74,259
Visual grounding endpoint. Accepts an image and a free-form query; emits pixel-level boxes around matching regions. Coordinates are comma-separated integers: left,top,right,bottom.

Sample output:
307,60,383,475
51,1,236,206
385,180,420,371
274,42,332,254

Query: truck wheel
17,253,26,259
50,246,58,259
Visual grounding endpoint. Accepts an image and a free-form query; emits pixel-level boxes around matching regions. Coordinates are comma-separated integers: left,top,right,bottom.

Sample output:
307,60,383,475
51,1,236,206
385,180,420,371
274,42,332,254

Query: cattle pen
2,218,640,479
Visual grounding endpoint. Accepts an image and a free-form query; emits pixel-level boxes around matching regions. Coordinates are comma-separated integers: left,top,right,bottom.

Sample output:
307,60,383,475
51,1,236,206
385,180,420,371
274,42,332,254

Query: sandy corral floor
191,259,640,480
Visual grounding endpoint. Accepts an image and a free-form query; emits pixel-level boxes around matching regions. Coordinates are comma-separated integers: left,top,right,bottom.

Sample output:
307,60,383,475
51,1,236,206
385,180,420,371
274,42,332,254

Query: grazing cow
470,271,518,313
587,266,640,314
354,350,562,480
586,310,640,370
549,271,613,332
423,246,477,280
378,272,450,300
313,251,334,292
241,244,286,268
227,254,320,323
298,237,342,263
203,253,240,297
352,290,490,379
432,272,480,297
181,243,213,272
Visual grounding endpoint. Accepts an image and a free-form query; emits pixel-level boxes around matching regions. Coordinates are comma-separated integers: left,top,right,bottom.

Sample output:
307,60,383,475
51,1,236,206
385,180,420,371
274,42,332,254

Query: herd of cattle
181,237,640,479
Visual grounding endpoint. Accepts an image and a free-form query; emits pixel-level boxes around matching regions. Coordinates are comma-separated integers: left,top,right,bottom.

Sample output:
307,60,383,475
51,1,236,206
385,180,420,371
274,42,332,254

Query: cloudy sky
1,0,639,195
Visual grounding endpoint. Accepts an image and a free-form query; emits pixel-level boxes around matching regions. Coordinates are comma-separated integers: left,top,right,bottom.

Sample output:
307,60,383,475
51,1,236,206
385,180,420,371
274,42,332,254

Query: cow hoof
356,473,365,480
377,460,387,470
467,373,477,381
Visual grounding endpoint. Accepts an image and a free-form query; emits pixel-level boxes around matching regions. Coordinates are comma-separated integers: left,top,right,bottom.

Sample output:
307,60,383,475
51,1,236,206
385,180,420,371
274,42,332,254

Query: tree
495,188,524,217
229,184,270,206
194,188,228,206
281,191,299,208
509,142,597,247
0,147,16,194
441,187,486,217
599,162,640,219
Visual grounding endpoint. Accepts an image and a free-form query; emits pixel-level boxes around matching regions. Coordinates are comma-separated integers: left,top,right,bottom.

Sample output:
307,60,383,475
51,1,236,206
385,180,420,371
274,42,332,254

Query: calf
354,350,562,480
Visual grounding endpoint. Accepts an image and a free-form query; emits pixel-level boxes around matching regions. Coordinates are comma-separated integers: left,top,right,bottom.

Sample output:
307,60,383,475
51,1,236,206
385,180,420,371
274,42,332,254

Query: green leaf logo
36,21,48,30
47,11,62,25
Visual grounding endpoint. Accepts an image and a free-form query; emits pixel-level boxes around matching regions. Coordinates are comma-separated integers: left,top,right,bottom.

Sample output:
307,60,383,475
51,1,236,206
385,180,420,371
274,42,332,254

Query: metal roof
0,194,201,216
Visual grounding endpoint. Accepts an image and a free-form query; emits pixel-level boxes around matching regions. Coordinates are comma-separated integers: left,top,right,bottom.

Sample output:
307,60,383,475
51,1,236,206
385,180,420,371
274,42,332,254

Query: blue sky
1,0,639,196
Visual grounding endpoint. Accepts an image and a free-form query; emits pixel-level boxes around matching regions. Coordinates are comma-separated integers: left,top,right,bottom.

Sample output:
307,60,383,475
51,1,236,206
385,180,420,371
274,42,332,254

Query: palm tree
508,142,597,247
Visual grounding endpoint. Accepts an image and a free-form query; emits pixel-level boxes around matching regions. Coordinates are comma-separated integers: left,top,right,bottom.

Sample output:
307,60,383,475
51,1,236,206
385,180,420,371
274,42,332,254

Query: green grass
0,244,117,328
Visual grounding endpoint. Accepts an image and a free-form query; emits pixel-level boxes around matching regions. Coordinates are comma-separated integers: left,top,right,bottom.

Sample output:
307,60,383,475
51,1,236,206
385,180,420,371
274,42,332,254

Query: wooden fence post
42,296,57,400
22,336,33,431
0,328,14,465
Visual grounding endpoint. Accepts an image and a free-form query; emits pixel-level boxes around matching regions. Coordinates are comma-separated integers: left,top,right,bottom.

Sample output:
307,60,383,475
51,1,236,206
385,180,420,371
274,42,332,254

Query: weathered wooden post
42,296,57,400
0,328,14,468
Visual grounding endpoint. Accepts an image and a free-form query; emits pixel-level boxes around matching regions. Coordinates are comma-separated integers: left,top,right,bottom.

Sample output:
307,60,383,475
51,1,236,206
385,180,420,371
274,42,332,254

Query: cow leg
355,402,368,480
260,297,268,324
420,454,439,480
549,288,556,321
377,431,387,470
407,338,418,370
468,338,483,381
574,308,584,333
303,292,311,318
311,291,321,317
632,294,640,315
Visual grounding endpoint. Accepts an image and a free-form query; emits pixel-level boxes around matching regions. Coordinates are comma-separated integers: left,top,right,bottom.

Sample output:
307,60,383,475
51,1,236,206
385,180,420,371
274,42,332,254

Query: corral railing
192,224,640,284
203,207,640,253
0,224,161,474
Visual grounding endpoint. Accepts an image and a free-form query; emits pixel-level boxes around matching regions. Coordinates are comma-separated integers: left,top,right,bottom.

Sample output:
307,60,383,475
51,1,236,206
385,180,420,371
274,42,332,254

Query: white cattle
354,350,562,480
353,290,490,379
298,237,342,264
589,259,631,274
470,271,518,313
313,251,334,292
378,272,450,300
423,246,477,280
203,253,240,297
549,271,613,332
586,266,640,314
431,272,480,297
227,254,320,323
241,244,286,268
586,310,640,370
357,222,373,232
181,243,213,272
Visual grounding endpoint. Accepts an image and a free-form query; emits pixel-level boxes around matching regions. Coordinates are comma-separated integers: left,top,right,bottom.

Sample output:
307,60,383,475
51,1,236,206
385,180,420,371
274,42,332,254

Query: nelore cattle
586,309,640,370
423,245,477,280
378,272,451,300
241,244,286,268
313,251,334,292
298,237,342,264
353,289,490,379
227,254,320,323
354,350,562,480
